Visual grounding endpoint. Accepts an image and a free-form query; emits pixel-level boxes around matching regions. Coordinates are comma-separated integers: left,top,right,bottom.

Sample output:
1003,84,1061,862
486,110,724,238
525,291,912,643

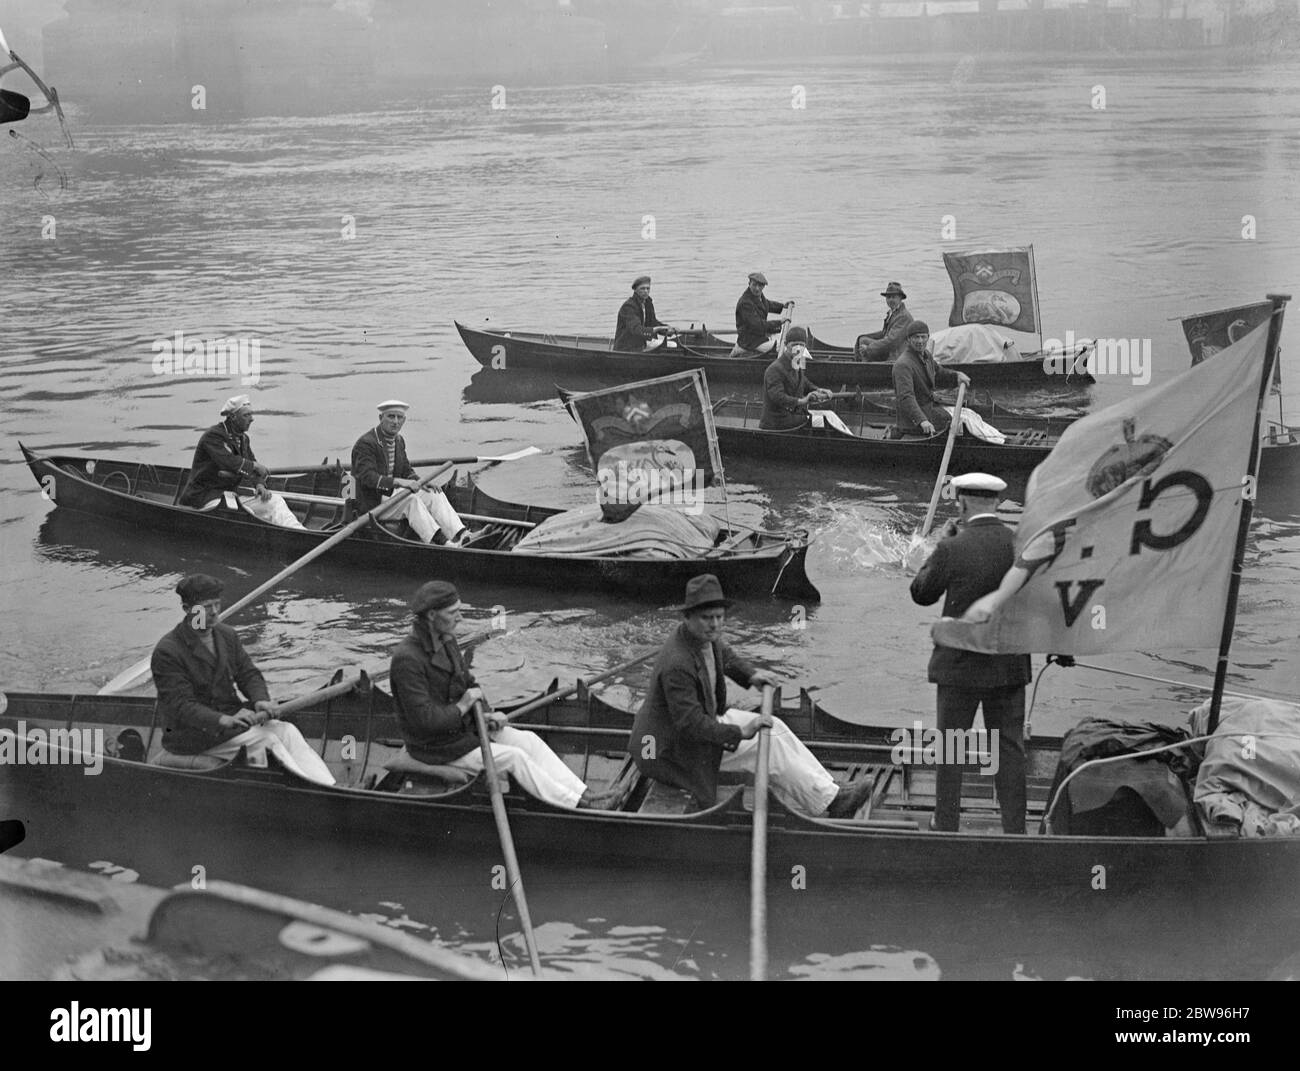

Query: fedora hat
675,573,733,612
880,282,907,299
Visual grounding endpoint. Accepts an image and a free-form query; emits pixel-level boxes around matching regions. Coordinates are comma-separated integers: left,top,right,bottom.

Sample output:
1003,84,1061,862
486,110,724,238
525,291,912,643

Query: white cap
951,472,1007,495
220,394,253,415
376,399,411,414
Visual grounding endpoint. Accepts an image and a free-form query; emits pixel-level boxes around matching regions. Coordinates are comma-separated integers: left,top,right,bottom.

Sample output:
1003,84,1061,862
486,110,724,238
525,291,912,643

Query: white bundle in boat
930,323,1022,364
512,502,721,558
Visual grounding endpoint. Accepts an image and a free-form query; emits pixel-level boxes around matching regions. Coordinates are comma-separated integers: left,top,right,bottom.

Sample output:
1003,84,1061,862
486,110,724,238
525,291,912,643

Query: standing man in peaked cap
732,271,793,356
909,473,1030,833
614,275,677,351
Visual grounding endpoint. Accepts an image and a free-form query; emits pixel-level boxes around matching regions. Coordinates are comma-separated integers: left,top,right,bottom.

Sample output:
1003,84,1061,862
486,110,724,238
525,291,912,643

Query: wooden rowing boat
3,680,1294,901
455,321,1096,391
18,445,819,603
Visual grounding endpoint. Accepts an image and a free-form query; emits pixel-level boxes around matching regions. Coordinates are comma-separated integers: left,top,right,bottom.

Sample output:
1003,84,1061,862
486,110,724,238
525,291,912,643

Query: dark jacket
351,428,416,514
761,356,822,430
181,421,260,507
735,289,785,352
389,623,481,765
856,303,913,362
151,619,271,754
893,347,958,435
909,516,1032,689
630,622,759,807
614,294,666,351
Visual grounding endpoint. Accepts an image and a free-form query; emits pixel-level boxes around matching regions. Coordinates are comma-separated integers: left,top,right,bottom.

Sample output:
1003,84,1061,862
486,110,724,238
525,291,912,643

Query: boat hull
20,446,818,603
455,322,1095,391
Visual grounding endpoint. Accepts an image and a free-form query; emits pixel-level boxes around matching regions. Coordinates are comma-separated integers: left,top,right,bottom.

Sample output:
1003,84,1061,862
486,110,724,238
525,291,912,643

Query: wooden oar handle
503,648,658,723
749,684,775,982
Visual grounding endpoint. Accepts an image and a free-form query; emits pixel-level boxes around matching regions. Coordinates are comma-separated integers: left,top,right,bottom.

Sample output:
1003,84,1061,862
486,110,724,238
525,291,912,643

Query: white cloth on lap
237,492,306,529
205,720,336,785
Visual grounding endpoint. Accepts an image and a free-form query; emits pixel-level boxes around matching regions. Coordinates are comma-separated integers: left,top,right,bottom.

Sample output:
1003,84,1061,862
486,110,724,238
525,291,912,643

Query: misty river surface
2,53,1298,979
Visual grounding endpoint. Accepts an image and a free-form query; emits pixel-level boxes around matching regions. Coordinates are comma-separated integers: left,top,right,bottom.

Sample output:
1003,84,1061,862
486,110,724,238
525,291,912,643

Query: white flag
932,319,1276,655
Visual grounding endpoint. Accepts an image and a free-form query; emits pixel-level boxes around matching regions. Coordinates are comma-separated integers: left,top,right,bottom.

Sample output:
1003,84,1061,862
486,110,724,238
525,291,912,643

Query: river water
1,52,1298,979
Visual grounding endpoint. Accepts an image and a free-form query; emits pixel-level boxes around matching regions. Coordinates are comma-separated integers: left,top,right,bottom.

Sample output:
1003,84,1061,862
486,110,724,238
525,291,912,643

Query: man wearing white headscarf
181,395,303,528
351,400,479,545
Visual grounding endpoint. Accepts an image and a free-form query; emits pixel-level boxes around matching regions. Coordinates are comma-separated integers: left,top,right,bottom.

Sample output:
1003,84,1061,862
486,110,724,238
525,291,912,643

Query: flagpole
1206,293,1289,734
1028,244,1043,354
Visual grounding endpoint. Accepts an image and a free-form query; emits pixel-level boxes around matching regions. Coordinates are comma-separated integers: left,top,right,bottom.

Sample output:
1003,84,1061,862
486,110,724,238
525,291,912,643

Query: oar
263,447,541,477
98,464,455,695
471,698,543,976
904,381,968,570
503,648,658,723
750,684,775,982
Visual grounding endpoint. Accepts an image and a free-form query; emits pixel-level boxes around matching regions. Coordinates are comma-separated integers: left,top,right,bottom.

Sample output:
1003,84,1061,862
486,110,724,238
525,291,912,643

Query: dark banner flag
943,246,1039,334
1181,300,1278,387
563,370,724,506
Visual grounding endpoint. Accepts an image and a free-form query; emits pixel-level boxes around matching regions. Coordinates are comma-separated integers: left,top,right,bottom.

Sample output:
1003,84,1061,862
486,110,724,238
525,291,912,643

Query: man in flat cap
180,395,303,527
150,574,336,784
892,321,971,438
856,281,915,362
731,272,793,356
629,574,875,817
614,276,677,352
760,326,833,430
389,581,624,808
351,401,479,545
910,473,1030,833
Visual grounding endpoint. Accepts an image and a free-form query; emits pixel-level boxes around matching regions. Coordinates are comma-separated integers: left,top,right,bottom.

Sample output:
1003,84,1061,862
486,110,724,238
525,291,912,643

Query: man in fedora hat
150,574,336,785
910,473,1030,833
614,275,677,352
629,574,875,817
731,271,793,356
892,321,971,437
856,281,914,362
760,325,833,430
389,581,625,808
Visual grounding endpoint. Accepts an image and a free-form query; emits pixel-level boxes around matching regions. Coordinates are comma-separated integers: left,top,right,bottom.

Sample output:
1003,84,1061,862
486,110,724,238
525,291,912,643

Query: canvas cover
930,323,1023,364
511,502,721,559
1190,696,1300,836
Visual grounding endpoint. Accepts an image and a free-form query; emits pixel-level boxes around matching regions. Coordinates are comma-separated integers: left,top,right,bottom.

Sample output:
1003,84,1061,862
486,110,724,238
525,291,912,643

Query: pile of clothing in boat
1044,697,1300,837
511,502,722,559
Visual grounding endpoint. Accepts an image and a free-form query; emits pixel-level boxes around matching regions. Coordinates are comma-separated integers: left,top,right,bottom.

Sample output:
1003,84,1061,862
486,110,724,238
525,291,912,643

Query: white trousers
233,491,305,529
207,720,336,786
449,725,586,808
729,337,776,357
389,488,468,543
717,708,839,816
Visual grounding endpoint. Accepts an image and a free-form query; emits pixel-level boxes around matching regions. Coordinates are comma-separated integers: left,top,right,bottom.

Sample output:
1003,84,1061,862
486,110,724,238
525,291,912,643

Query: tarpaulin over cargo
1190,696,1300,837
511,502,722,559
930,323,1023,365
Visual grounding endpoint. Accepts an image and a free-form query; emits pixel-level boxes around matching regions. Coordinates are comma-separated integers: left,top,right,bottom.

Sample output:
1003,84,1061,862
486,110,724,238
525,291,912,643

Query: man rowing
856,281,914,362
351,400,480,545
731,271,792,356
180,395,303,527
760,326,833,430
389,581,625,808
629,574,875,817
149,574,336,785
908,473,1029,833
892,322,971,437
614,275,677,351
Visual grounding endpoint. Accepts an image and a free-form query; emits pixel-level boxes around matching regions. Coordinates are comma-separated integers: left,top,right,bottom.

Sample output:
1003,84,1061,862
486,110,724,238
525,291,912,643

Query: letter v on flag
932,317,1279,656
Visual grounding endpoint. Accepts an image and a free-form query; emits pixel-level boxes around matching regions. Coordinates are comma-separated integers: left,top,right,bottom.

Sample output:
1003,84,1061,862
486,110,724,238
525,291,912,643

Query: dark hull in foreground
2,683,1294,903
19,445,817,603
455,321,1095,391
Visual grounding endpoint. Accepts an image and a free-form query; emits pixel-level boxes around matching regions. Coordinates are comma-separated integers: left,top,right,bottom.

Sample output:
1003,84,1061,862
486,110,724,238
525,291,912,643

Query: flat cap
748,272,768,286
632,275,651,289
411,580,460,615
906,320,930,338
951,472,1007,495
176,573,224,603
